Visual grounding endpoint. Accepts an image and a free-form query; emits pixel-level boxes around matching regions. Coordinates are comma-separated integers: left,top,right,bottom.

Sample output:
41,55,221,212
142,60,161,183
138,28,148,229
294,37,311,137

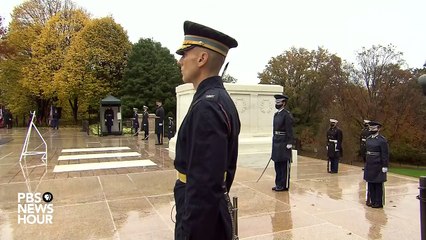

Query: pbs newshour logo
17,192,54,224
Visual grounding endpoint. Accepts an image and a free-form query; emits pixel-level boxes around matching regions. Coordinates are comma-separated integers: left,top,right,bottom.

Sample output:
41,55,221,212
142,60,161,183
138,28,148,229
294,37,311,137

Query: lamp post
418,61,426,240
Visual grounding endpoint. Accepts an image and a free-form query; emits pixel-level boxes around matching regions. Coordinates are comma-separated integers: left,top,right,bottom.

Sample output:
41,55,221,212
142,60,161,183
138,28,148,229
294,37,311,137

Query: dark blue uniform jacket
271,109,294,162
174,76,240,239
364,134,389,183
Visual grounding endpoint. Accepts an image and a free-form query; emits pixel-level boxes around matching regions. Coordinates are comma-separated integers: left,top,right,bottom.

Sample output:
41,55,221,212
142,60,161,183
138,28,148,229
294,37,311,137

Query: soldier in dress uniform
167,116,175,139
360,119,371,163
104,107,114,135
173,20,240,240
271,94,294,191
132,108,139,136
363,121,389,208
326,119,343,173
155,101,165,145
142,105,149,140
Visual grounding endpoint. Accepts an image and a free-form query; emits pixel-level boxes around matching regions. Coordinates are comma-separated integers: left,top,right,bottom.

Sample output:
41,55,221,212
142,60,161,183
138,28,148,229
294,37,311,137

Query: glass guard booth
100,95,122,135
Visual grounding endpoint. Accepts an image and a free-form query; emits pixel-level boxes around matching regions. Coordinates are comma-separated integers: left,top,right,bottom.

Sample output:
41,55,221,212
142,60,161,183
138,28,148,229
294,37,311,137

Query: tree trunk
69,97,79,123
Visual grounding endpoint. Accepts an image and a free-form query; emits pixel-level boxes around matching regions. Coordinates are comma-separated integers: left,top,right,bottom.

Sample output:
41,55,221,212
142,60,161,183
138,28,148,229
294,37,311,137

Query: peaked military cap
363,119,370,124
274,94,289,101
176,21,238,57
330,119,338,123
368,120,382,127
274,94,288,100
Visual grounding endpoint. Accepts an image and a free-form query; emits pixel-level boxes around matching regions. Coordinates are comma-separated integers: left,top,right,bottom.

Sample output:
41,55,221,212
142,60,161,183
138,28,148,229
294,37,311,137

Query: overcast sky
2,0,425,84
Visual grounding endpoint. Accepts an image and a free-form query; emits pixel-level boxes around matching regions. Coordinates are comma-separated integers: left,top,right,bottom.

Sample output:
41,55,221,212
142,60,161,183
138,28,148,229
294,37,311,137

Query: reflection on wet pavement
0,128,421,239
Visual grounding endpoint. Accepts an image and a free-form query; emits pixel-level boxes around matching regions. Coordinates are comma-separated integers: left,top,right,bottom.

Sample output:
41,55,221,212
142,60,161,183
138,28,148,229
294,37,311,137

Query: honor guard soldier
363,121,389,208
326,119,343,173
167,117,175,139
173,20,240,240
155,101,165,145
132,108,139,136
104,107,114,135
360,119,371,163
142,105,149,140
271,94,294,191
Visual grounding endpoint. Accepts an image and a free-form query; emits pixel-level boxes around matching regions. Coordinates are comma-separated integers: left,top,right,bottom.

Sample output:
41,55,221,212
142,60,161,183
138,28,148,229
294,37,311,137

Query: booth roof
101,95,121,106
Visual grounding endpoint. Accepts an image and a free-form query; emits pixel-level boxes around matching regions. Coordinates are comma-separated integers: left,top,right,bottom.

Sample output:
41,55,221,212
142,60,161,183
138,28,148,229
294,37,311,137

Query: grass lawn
389,167,426,178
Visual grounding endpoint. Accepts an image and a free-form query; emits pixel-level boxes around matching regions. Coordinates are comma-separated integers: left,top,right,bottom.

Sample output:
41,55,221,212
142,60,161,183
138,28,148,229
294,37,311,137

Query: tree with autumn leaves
0,0,131,124
258,44,425,165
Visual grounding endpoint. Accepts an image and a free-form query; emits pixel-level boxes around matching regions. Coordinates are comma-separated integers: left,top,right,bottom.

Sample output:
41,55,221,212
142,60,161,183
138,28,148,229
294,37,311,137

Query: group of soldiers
270,95,388,209
103,101,176,143
130,101,176,144
117,20,391,239
324,118,389,208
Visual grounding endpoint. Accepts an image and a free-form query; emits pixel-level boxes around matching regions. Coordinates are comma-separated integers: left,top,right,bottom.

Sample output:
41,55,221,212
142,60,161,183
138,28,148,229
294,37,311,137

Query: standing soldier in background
167,116,176,140
271,94,294,191
326,119,343,173
104,107,114,135
155,100,165,145
132,108,139,136
360,119,370,163
363,121,389,208
52,108,59,130
4,109,12,129
142,105,149,140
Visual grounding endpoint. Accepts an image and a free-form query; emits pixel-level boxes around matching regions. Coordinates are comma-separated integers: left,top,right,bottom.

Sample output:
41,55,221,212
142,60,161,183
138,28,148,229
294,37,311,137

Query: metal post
418,176,426,240
233,196,238,239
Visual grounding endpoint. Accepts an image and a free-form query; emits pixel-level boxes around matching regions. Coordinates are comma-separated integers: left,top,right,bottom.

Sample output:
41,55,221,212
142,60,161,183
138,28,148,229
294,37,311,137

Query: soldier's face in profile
178,47,201,84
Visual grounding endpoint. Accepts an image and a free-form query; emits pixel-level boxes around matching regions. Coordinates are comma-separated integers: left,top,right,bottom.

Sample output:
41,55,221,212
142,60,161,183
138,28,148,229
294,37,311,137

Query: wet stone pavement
0,127,421,240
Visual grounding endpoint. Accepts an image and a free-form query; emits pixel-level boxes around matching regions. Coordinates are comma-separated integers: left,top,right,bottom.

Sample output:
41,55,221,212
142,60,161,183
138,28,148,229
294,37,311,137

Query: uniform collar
194,76,223,99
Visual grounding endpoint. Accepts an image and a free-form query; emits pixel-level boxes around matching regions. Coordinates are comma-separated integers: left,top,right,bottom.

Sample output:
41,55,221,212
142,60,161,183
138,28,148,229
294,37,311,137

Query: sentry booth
100,95,122,135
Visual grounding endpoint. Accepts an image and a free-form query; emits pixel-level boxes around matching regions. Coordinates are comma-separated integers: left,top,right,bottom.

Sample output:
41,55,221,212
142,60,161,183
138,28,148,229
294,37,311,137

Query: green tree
120,38,181,118
59,16,131,122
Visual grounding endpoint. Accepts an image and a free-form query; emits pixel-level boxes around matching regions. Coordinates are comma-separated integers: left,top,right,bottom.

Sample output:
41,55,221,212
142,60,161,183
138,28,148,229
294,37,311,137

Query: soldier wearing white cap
326,118,343,173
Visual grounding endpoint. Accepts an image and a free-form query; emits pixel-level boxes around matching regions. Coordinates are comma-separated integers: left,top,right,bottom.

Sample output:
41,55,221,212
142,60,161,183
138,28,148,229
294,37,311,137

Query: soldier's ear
198,51,209,67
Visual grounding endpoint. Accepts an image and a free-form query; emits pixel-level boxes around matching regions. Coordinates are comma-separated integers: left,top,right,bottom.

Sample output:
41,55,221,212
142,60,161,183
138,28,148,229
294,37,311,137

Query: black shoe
366,202,372,207
272,186,288,191
371,204,383,208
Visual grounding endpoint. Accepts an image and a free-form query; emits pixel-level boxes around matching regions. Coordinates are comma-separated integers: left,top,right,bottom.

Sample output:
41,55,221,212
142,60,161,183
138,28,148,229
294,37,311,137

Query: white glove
382,167,388,173
286,144,292,149
326,146,328,150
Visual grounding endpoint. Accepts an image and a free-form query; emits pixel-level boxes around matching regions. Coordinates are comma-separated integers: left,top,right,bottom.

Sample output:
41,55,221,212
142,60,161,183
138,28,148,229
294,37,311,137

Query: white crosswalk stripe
55,146,156,172
58,152,141,161
61,146,130,153
53,160,156,172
